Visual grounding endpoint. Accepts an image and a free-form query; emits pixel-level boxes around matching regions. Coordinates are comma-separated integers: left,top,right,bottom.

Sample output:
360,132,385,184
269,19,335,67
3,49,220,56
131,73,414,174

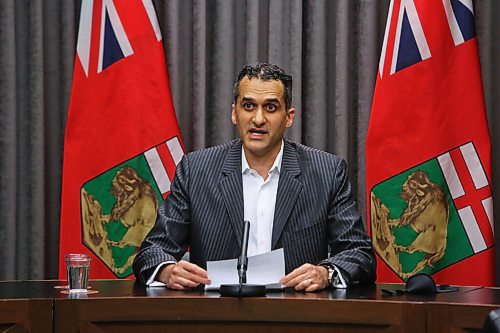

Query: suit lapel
218,140,244,248
272,141,303,248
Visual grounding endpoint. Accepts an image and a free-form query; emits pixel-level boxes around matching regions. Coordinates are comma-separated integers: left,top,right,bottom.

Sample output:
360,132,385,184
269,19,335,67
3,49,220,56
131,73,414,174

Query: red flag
59,0,183,279
366,0,494,286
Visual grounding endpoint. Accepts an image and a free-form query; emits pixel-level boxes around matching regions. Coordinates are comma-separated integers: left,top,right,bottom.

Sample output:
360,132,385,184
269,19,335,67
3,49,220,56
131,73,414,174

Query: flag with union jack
59,0,183,279
366,0,494,286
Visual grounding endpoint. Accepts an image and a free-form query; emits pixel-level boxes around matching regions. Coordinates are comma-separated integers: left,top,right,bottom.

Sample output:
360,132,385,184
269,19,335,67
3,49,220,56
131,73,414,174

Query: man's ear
286,108,296,128
231,104,237,125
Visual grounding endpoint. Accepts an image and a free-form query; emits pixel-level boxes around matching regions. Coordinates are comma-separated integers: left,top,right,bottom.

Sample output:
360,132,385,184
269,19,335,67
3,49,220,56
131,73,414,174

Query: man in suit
133,63,376,291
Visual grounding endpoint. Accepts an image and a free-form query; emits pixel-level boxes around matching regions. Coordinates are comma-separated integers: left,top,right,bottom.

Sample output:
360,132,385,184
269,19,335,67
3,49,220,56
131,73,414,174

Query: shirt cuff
146,261,175,287
331,265,348,289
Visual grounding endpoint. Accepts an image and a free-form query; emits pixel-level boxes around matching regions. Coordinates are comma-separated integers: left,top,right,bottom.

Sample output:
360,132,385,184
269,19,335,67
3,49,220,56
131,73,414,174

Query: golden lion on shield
81,167,158,275
371,170,449,279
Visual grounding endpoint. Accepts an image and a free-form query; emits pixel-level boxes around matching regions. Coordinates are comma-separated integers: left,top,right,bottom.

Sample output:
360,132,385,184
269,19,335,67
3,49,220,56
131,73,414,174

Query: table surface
0,279,498,306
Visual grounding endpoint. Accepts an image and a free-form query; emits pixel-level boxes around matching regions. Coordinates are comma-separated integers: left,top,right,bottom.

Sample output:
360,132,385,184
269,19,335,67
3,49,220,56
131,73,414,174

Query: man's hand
157,260,211,290
279,263,329,292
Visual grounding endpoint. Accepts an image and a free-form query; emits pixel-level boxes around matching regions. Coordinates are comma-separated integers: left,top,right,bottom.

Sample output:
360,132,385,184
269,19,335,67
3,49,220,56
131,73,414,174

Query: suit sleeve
132,155,192,285
318,158,377,286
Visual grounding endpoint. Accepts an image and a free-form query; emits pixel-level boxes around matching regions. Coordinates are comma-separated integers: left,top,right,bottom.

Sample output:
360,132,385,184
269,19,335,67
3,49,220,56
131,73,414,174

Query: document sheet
205,248,285,291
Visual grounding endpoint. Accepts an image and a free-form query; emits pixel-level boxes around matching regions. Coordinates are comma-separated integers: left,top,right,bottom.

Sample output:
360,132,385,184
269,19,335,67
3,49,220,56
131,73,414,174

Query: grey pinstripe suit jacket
133,139,376,286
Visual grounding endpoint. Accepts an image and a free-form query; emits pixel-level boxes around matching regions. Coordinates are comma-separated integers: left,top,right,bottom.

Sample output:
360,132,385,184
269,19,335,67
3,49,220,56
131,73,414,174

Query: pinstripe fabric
133,139,376,286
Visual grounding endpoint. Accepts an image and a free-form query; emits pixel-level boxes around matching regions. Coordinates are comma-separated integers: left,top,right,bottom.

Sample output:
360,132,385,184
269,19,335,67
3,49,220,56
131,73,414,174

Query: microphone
237,220,250,284
219,220,266,297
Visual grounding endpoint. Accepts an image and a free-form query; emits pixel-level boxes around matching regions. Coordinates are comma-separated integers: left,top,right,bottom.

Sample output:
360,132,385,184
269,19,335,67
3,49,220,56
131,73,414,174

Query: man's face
231,77,295,159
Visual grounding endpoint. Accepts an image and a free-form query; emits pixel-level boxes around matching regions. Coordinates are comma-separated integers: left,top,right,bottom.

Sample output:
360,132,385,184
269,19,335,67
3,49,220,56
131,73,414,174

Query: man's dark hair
233,63,293,110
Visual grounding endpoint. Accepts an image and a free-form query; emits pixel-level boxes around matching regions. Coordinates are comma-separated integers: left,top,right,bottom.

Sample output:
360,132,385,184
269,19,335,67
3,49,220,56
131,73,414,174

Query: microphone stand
220,221,267,297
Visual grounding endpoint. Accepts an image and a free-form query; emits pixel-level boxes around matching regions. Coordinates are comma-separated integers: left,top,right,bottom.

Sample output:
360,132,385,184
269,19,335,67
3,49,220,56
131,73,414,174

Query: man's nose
253,107,266,125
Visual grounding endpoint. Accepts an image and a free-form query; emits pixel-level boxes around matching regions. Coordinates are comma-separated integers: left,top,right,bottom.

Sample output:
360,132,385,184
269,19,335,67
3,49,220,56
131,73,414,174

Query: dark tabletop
0,279,498,307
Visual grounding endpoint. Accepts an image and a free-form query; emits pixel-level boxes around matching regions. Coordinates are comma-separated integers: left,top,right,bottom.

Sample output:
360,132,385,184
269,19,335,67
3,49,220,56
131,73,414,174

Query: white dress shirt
241,141,283,256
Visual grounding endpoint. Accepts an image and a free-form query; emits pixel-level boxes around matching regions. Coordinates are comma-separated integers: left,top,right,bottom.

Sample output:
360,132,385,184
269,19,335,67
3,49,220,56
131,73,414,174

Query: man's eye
243,103,254,110
266,104,278,112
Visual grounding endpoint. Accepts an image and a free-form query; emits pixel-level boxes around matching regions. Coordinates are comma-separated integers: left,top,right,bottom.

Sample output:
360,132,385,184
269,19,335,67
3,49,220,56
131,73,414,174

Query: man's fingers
173,275,201,288
168,282,187,290
178,261,209,279
305,283,321,292
280,263,328,291
294,277,315,291
172,261,211,286
280,264,312,284
178,269,211,286
282,273,309,288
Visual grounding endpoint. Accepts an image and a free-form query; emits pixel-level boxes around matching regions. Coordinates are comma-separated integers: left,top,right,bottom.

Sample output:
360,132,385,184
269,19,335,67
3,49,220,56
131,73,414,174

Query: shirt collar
241,140,284,175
